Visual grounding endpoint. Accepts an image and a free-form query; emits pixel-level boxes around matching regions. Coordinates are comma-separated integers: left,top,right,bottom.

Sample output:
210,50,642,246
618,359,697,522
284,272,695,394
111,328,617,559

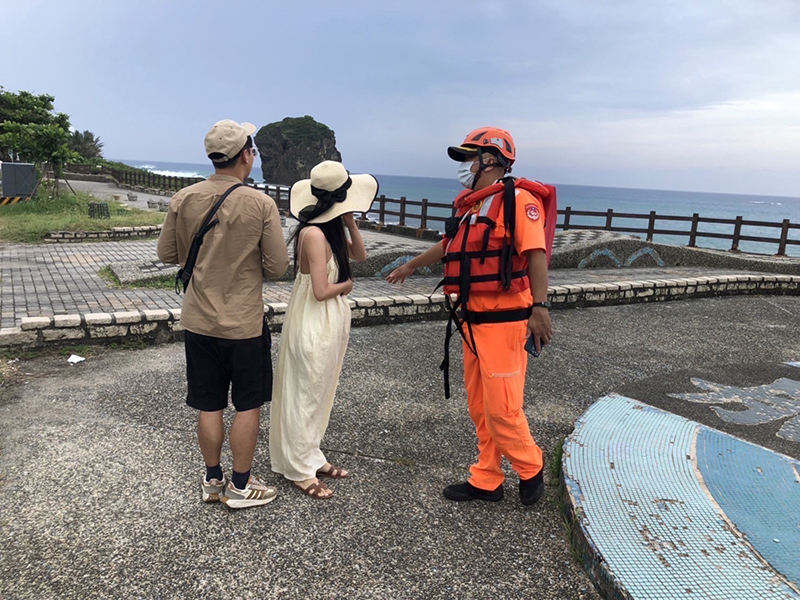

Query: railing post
646,211,656,242
731,216,743,251
689,213,699,247
777,219,790,256
605,208,614,230
379,195,386,225
563,206,571,231
420,198,428,230
399,197,407,226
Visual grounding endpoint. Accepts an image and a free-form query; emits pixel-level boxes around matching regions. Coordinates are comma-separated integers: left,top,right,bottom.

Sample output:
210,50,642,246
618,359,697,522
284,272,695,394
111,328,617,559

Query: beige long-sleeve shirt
157,174,289,339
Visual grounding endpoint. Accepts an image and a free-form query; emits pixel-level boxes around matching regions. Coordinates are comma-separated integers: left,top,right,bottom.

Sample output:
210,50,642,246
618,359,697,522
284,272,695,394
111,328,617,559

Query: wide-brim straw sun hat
290,160,379,224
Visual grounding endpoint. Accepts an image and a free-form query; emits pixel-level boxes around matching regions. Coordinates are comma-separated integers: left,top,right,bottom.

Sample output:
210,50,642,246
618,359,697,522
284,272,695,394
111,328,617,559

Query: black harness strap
499,177,517,291
442,269,528,286
462,306,532,325
442,248,503,262
175,183,243,294
437,179,526,398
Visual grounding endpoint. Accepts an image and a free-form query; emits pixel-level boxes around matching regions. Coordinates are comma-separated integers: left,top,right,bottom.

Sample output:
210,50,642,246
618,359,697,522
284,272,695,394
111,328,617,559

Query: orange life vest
442,178,556,300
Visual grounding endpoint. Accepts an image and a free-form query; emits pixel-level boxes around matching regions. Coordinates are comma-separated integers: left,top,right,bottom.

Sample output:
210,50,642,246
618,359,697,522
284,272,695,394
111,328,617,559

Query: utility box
1,162,37,197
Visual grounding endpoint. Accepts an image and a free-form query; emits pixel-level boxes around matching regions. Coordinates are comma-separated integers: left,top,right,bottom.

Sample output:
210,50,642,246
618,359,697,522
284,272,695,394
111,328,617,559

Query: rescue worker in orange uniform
387,127,555,505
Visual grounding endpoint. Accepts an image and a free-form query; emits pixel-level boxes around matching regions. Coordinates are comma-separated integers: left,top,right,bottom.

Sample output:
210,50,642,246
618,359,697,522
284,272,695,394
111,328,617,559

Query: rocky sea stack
255,116,342,185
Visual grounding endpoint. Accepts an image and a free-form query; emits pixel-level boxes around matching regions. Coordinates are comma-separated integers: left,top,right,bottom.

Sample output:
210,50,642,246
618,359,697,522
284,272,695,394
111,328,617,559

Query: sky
3,0,800,197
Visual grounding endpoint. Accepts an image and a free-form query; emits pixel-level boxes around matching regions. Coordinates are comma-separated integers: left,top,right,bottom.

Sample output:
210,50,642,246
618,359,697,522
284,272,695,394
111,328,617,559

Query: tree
0,86,72,161
68,130,104,159
0,86,78,196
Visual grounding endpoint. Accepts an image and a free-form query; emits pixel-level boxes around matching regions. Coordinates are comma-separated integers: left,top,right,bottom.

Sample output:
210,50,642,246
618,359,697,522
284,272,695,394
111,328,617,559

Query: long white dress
269,250,351,482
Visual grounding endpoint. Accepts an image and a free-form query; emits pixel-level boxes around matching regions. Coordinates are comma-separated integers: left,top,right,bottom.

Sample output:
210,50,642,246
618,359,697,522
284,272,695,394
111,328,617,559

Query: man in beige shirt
157,120,289,509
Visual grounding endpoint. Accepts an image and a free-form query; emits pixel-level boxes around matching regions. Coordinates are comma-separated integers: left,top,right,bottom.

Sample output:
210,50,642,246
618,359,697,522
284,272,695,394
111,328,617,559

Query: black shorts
184,316,272,412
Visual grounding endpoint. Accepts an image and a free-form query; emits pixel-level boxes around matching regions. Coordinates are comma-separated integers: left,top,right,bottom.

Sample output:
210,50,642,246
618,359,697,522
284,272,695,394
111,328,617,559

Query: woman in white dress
270,161,378,499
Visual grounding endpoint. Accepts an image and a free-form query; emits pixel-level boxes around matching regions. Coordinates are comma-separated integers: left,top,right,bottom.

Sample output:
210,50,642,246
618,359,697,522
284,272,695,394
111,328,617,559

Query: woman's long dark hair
287,216,352,284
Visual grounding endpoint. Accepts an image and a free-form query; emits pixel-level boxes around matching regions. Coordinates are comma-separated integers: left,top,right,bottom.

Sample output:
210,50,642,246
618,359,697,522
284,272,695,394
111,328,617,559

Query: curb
44,225,163,243
0,294,450,349
1,275,798,349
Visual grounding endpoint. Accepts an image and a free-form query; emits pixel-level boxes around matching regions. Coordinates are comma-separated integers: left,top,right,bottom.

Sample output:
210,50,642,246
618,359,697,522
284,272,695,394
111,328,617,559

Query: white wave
752,201,765,204
137,164,156,169
148,169,205,178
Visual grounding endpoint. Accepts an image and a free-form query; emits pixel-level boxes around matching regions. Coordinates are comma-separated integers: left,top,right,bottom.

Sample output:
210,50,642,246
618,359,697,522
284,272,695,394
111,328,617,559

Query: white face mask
457,160,477,189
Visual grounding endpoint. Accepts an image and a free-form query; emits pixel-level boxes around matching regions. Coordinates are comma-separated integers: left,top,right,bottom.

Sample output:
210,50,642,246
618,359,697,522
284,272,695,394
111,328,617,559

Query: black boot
443,481,503,502
519,469,545,505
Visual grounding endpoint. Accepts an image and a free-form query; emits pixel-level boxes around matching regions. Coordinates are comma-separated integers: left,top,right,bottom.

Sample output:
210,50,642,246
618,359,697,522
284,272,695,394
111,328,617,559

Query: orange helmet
447,127,516,166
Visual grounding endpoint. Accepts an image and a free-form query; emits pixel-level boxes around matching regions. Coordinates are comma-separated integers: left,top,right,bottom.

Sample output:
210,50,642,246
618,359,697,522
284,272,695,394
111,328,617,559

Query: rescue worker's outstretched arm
386,241,446,284
525,249,554,353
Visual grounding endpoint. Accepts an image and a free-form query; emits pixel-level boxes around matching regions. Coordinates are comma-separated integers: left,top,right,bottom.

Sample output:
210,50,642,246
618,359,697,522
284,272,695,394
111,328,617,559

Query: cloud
2,0,799,195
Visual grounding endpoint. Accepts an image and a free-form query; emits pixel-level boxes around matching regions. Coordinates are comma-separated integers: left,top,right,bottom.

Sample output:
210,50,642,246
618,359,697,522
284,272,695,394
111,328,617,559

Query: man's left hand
527,307,554,353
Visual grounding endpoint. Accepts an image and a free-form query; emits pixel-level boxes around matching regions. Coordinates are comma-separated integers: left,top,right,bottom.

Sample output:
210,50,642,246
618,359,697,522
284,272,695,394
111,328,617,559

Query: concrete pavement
1,295,799,599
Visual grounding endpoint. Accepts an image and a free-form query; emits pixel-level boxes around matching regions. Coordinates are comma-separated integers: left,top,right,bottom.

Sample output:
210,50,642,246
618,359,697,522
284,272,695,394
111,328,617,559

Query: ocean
117,159,800,257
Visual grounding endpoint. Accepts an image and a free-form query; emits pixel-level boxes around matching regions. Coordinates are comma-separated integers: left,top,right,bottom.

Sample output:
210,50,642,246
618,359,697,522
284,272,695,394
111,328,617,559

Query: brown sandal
293,480,333,499
316,465,349,479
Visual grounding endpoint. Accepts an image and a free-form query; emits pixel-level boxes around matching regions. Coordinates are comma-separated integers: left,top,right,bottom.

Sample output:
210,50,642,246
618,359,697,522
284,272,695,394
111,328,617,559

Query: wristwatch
532,302,551,310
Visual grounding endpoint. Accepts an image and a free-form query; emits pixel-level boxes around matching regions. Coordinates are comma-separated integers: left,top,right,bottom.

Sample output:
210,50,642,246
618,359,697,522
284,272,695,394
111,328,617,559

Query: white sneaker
219,475,277,509
201,476,227,503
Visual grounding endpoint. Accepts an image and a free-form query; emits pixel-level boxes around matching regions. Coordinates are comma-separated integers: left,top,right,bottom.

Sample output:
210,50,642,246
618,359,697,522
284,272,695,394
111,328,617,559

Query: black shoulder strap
500,176,516,290
175,183,243,294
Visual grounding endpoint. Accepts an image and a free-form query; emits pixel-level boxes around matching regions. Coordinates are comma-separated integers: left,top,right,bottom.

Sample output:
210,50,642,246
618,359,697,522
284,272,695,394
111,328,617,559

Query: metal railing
110,168,204,191
88,173,796,256
559,207,799,256
326,194,800,257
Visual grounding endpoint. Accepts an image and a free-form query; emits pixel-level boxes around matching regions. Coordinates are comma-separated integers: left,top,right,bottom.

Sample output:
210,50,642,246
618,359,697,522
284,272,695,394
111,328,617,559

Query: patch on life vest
525,204,540,221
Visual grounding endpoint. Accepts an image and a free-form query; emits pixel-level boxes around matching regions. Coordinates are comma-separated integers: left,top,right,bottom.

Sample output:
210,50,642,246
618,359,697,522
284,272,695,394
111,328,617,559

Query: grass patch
126,274,175,290
548,436,585,566
98,266,121,287
98,266,174,290
0,192,164,243
549,436,565,480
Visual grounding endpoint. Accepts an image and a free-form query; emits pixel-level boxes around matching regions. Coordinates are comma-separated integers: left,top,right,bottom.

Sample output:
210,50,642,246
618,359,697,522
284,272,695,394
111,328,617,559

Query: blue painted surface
577,248,622,268
624,247,666,267
696,428,800,586
564,394,799,599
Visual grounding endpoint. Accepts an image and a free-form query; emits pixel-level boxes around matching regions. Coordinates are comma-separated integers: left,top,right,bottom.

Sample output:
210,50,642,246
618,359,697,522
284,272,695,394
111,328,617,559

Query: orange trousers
462,320,543,490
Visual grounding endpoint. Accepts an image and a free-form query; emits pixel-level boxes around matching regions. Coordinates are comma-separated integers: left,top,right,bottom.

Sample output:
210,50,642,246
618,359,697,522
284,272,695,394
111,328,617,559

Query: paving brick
130,322,158,335
1,235,798,339
388,305,418,316
407,294,430,305
352,297,375,308
372,296,394,307
0,327,38,347
53,315,82,328
114,311,142,324
89,325,129,338
43,328,86,341
20,317,52,331
142,309,170,322
84,313,113,325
